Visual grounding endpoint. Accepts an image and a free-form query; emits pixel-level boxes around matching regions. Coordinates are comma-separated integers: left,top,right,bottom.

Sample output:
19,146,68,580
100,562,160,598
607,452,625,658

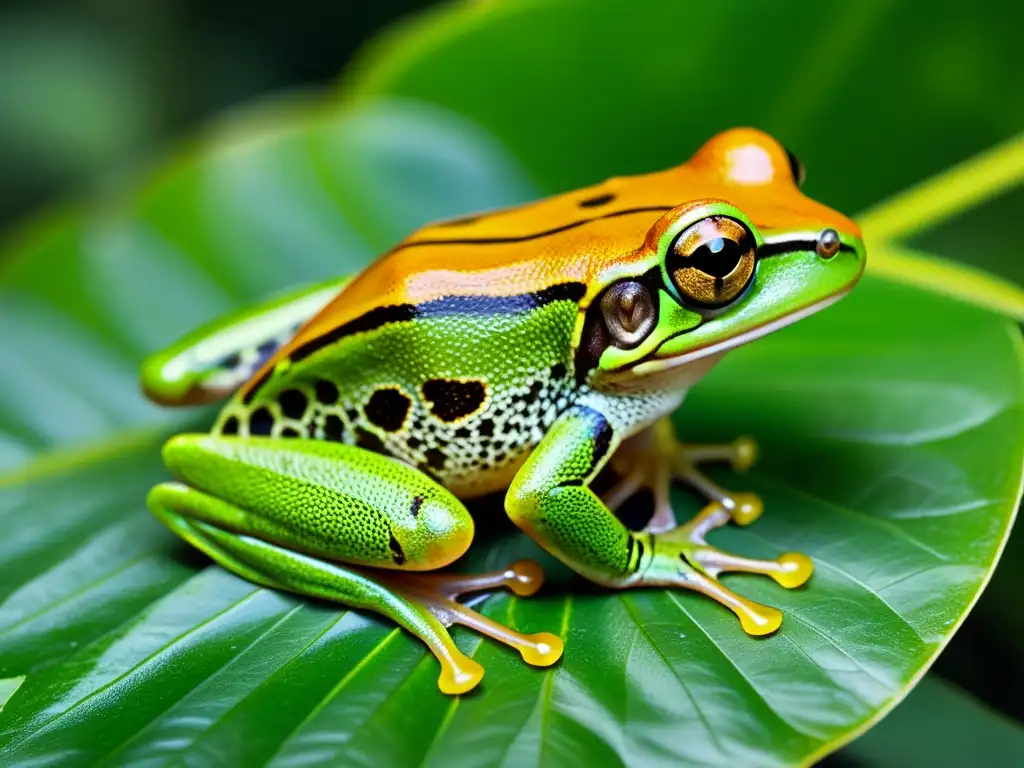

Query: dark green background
0,0,437,230
1,1,1021,765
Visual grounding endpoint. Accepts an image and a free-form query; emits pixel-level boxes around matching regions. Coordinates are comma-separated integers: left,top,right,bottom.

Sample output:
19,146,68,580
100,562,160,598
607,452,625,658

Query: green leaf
0,678,24,715
840,674,1024,767
1,2,1022,767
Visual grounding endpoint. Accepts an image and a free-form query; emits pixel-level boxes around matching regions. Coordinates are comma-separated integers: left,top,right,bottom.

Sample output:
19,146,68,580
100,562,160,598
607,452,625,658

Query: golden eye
600,280,657,348
665,216,756,307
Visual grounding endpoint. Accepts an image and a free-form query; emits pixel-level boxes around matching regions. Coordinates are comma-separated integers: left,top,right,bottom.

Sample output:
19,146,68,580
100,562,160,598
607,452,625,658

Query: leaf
839,674,1024,766
0,3,1022,768
0,679,24,715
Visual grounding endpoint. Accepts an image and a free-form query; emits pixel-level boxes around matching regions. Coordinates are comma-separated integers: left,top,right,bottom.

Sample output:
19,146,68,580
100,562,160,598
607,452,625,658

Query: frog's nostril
816,228,841,260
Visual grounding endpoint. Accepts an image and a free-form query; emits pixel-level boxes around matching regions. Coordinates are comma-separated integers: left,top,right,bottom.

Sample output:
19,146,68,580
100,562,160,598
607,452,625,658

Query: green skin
143,200,864,681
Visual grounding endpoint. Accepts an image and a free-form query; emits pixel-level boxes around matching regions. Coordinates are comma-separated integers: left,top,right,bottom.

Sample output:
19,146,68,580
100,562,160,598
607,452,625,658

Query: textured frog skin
143,127,866,694
215,290,583,498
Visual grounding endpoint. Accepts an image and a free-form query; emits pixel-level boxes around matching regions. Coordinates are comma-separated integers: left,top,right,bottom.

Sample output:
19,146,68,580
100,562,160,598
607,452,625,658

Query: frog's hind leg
141,276,348,406
149,434,561,694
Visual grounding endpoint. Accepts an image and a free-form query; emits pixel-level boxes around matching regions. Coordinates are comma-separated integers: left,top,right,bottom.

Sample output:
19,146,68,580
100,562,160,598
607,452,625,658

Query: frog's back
215,138,846,495
214,267,584,497
213,169,686,494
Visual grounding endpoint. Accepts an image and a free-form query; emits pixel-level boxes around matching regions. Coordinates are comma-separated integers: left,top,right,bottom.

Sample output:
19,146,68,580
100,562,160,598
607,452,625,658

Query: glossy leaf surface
2,1,1023,765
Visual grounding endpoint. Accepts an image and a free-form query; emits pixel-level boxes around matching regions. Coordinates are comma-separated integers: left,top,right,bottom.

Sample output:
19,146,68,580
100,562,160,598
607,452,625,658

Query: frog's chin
592,289,848,394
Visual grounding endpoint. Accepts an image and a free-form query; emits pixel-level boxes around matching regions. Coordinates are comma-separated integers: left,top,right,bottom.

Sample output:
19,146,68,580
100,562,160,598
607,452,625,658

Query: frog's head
584,127,865,392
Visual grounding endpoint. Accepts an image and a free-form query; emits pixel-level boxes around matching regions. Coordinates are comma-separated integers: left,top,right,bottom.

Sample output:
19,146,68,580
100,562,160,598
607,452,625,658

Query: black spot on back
422,379,486,422
315,379,339,405
364,387,411,432
478,418,495,437
218,352,242,370
279,389,308,419
324,414,345,441
221,415,239,435
423,447,447,470
280,427,300,438
578,193,616,208
550,362,567,379
249,407,274,436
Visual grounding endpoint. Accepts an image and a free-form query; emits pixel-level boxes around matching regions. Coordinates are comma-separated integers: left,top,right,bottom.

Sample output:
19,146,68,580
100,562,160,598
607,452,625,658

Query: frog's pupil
689,239,743,277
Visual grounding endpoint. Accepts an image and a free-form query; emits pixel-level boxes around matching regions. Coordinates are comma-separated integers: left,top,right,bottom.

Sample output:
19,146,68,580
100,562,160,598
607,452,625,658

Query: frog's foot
606,417,762,533
375,560,564,692
641,502,813,635
605,418,811,635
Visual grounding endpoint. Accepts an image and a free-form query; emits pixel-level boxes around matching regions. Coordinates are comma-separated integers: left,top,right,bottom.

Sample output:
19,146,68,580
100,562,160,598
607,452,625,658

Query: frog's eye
600,280,657,348
665,216,757,307
784,147,806,186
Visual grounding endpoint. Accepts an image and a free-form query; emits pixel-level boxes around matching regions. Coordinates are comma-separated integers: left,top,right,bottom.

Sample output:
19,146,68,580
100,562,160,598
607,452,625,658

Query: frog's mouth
594,288,850,392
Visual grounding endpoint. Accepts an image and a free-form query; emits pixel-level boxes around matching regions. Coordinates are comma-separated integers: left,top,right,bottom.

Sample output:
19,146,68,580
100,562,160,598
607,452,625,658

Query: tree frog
142,128,865,694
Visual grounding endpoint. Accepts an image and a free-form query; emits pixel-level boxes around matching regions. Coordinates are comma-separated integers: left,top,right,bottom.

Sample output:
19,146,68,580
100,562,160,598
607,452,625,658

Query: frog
141,128,865,695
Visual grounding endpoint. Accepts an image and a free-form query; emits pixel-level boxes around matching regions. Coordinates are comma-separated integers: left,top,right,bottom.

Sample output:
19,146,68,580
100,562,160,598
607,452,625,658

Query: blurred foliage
0,0,1022,765
0,0,438,229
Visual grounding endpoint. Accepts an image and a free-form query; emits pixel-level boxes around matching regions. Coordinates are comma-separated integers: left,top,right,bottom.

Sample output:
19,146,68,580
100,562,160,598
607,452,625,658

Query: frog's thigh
153,434,474,571
149,480,487,694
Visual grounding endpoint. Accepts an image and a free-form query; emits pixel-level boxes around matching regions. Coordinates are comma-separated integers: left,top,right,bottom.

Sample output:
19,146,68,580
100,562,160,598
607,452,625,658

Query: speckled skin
144,128,866,693
214,297,582,499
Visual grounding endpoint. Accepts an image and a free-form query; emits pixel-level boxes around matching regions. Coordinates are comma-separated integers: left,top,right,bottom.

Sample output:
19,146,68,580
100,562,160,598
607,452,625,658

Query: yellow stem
858,132,1024,242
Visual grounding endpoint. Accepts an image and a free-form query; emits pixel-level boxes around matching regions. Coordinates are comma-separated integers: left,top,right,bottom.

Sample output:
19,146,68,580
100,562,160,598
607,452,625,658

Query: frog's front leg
149,435,562,694
506,406,812,636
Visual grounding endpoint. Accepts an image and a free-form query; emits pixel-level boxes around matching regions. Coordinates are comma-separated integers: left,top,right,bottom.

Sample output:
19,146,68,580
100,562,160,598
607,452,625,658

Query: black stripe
415,283,586,317
395,206,673,249
634,538,645,573
625,534,635,571
288,282,585,365
758,240,857,259
288,303,418,370
241,368,273,405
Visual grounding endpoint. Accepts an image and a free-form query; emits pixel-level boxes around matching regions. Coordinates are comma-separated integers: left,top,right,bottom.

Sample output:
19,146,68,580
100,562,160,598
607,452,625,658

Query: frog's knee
160,433,206,469
505,474,547,533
